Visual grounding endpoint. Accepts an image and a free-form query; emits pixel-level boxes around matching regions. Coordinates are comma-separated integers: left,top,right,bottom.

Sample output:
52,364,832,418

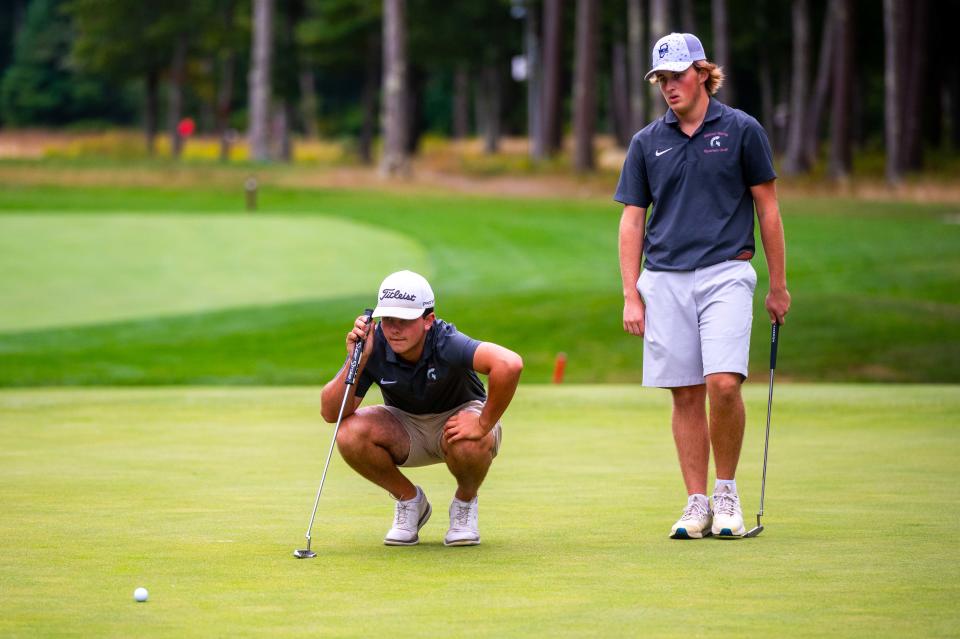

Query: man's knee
445,436,493,465
336,409,409,464
671,385,706,410
335,415,369,453
335,410,390,450
706,373,742,402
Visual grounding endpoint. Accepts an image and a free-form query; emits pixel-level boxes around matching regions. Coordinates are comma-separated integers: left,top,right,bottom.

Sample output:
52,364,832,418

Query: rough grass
1,184,957,385
1,384,957,637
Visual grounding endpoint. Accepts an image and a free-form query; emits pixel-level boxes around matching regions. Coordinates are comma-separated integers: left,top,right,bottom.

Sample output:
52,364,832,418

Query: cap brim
372,306,424,320
644,61,694,81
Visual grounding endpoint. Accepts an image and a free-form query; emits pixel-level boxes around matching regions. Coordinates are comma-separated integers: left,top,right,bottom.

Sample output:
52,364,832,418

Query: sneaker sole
383,537,421,546
712,527,746,539
443,537,480,547
384,502,432,546
670,527,712,540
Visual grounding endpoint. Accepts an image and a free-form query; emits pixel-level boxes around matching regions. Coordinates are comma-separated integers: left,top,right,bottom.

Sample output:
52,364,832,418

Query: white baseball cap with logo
372,270,435,320
644,32,707,81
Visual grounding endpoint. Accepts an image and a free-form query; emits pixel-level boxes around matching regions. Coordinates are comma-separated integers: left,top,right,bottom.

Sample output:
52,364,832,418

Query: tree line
0,0,954,184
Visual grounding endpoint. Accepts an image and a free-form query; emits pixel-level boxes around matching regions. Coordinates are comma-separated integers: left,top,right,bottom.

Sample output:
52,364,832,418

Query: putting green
0,384,957,637
0,213,430,332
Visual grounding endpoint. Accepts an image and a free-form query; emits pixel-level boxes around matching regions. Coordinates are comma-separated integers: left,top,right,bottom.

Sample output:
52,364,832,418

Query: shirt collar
705,97,723,122
665,97,723,127
384,338,399,363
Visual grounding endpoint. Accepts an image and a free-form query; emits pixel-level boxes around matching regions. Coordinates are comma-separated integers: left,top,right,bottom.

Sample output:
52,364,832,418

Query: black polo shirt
614,98,776,271
354,319,486,414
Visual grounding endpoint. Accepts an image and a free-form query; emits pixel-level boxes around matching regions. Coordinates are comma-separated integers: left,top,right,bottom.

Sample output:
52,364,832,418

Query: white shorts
637,260,757,387
381,400,502,468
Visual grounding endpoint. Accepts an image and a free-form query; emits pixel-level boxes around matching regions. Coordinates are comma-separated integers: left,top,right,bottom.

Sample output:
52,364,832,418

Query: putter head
743,514,764,538
293,549,316,559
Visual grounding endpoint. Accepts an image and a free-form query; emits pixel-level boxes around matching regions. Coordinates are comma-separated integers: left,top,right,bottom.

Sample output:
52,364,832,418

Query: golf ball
134,587,148,602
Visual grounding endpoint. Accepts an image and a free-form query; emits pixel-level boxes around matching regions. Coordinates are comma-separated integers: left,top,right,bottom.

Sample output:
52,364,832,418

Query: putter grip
770,322,780,370
345,309,375,385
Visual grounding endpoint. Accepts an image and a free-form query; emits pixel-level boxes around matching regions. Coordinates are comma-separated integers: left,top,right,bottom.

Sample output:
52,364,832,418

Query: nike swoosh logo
380,379,398,385
655,147,674,157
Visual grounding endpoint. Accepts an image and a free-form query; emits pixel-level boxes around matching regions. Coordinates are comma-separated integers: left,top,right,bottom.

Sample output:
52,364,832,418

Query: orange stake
552,352,567,384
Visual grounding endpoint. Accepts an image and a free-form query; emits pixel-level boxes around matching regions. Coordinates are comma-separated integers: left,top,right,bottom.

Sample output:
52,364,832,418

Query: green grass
0,213,428,331
1,384,957,637
1,184,958,384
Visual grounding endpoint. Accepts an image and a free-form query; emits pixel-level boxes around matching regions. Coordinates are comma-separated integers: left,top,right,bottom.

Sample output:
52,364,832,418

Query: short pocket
742,262,758,293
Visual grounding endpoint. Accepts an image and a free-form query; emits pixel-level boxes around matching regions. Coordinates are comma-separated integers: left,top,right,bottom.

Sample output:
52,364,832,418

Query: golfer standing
615,33,790,538
321,270,522,546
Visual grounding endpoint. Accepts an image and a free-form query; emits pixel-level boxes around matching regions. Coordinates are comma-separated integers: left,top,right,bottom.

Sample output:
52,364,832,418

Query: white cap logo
372,270,435,320
645,33,707,81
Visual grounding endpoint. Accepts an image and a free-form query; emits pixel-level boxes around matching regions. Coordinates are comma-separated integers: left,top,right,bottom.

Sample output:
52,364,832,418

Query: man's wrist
478,415,494,433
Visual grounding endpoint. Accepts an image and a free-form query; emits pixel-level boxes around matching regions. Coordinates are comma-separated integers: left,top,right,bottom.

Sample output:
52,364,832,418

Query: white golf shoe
443,496,480,546
711,484,746,538
384,486,432,546
670,495,713,539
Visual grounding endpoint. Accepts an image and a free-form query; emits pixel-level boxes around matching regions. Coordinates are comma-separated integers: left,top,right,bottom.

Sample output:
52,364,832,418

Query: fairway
0,213,429,331
1,384,957,637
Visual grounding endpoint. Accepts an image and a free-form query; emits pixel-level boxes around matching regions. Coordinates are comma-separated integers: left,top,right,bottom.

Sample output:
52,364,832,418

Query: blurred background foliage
0,0,954,182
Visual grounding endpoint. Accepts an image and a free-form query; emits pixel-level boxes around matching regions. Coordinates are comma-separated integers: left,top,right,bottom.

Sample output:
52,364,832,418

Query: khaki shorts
381,400,502,468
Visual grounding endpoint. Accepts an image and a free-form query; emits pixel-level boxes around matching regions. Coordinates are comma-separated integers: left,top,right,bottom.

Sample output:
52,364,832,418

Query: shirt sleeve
354,367,374,399
436,323,481,369
613,133,653,208
741,118,777,186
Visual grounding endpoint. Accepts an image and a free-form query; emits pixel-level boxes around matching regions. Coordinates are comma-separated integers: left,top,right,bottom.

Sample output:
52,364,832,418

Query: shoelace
681,500,709,522
395,501,412,528
453,503,472,528
713,493,738,517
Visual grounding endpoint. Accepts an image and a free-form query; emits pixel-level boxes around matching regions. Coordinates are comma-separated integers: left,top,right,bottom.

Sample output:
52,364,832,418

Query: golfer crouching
321,270,523,546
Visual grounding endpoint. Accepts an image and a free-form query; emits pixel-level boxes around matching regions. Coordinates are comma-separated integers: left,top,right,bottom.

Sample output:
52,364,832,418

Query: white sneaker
670,495,713,539
711,484,746,538
444,496,480,546
384,486,432,546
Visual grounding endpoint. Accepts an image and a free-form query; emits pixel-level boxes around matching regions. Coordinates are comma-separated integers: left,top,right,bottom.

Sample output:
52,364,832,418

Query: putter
744,321,780,538
294,308,374,559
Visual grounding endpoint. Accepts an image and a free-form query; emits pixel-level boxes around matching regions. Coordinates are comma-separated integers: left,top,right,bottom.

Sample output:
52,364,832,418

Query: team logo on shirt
703,130,729,154
427,367,438,382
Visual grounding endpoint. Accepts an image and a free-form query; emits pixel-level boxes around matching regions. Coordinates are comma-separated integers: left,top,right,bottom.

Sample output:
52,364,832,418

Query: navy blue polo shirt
355,319,486,414
614,98,776,271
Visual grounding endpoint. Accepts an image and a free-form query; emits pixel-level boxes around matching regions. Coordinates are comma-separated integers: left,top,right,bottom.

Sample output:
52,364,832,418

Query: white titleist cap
372,270,435,320
644,32,707,81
